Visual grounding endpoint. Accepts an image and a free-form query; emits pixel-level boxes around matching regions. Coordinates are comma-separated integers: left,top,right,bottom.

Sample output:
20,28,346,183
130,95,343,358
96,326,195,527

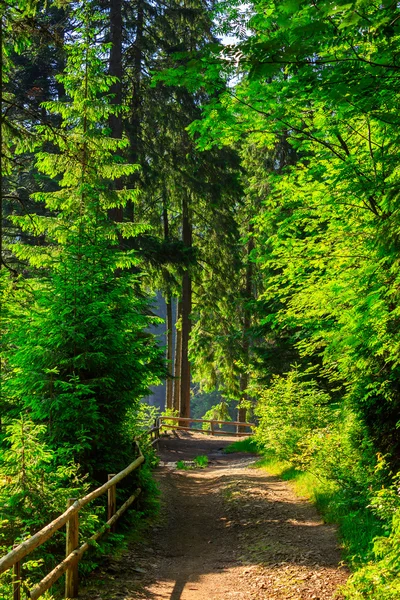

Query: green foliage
176,460,189,471
201,401,231,431
193,455,209,468
175,456,209,469
0,417,88,529
252,371,391,566
136,404,160,431
2,3,164,474
160,407,179,431
191,389,235,422
190,0,400,461
0,417,98,597
342,476,400,599
254,370,334,466
224,436,261,455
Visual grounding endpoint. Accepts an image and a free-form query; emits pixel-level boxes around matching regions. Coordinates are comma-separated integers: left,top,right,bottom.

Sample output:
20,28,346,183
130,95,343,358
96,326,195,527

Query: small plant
225,437,260,454
176,460,190,470
193,455,209,468
161,408,179,432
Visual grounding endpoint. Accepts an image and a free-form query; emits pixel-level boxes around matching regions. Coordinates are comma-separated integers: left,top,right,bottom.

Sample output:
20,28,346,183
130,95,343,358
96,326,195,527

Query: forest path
80,432,348,600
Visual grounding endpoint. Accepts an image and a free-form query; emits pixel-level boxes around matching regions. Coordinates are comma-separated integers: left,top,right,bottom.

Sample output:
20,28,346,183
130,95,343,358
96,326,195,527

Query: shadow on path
79,432,348,600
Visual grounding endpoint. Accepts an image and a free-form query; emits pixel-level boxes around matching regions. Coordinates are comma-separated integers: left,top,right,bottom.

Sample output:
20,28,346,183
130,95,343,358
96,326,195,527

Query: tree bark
126,0,144,222
237,376,248,433
163,194,173,410
108,0,124,223
237,233,254,433
173,300,182,413
165,297,173,410
180,195,192,423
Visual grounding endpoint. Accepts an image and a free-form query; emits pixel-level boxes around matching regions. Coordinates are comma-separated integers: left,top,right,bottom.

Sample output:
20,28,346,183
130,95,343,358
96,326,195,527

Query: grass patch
193,455,209,468
224,436,261,454
176,460,190,470
176,456,209,470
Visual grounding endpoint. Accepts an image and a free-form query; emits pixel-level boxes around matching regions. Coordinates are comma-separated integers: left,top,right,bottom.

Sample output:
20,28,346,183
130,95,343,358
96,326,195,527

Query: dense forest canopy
1,0,400,598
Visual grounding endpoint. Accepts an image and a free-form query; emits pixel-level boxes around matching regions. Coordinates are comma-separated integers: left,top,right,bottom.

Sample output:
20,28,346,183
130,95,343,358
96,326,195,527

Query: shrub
193,455,209,468
342,473,400,599
0,417,99,597
254,369,334,466
202,402,231,431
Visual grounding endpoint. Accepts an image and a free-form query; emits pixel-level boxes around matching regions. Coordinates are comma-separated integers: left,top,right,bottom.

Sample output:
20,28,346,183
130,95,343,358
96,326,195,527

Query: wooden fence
159,415,255,436
0,426,160,600
0,416,253,599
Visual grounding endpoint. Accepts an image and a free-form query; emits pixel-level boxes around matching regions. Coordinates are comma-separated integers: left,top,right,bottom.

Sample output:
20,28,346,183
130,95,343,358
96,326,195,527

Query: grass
176,456,209,470
224,437,384,569
193,455,209,468
176,460,190,470
224,436,261,454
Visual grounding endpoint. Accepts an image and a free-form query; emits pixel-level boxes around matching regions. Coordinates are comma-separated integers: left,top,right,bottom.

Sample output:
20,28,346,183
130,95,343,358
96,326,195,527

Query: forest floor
79,431,349,600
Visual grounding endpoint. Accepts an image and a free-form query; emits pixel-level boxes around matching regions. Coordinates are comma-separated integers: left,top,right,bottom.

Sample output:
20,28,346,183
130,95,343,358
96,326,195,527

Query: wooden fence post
107,475,117,533
65,498,79,599
12,543,21,600
211,421,215,436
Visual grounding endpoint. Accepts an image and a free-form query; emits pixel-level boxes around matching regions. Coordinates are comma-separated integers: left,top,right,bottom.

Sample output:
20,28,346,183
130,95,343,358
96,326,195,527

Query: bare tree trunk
127,0,144,222
165,298,173,410
163,194,173,410
237,376,248,433
237,234,254,433
180,195,192,423
108,0,124,223
173,300,182,412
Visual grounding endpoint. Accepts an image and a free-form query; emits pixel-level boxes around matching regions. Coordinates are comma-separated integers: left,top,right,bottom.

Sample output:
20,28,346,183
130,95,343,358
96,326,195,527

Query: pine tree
3,2,163,474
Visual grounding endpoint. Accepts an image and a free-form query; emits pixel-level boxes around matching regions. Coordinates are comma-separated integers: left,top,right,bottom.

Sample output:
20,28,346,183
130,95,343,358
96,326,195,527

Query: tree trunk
180,195,192,423
54,6,67,102
237,234,254,433
108,0,124,223
237,378,248,433
173,300,182,413
163,194,173,410
127,0,144,222
165,297,173,410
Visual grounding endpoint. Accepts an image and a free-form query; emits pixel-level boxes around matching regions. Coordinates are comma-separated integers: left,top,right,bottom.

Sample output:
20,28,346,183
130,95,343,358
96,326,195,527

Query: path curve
80,431,348,600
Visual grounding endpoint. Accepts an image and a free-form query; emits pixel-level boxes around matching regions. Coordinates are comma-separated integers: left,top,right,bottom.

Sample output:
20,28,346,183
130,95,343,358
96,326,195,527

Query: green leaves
2,1,164,474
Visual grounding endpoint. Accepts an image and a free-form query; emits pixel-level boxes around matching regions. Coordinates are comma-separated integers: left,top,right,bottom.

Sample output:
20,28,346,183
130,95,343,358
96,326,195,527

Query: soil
79,431,349,600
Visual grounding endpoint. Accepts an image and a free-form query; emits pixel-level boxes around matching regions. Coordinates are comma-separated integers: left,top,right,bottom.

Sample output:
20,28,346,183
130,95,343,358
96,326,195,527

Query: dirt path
80,432,348,600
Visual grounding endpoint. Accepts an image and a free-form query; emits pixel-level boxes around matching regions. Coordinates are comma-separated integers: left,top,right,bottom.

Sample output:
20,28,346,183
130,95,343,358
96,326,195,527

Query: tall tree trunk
173,300,182,413
180,195,192,423
237,234,254,433
127,0,144,222
166,297,173,410
54,6,67,102
237,376,248,433
108,0,124,223
163,196,173,410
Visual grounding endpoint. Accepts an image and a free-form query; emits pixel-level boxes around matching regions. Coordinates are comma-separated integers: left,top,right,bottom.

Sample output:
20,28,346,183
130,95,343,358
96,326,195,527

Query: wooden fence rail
0,423,160,600
159,416,255,436
0,415,252,599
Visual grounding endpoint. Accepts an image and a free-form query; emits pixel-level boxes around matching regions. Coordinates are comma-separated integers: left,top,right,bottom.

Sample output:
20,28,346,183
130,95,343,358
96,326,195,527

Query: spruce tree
3,2,163,475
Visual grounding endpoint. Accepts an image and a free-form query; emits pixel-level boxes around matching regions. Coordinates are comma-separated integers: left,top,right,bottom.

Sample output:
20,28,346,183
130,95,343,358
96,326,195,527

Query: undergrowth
225,369,400,599
0,411,160,599
224,437,260,454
